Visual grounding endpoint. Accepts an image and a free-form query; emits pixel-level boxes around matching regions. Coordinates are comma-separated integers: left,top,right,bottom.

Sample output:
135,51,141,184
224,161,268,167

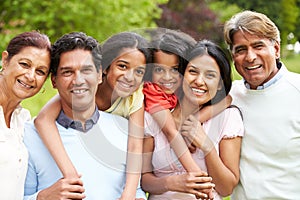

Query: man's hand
37,177,85,200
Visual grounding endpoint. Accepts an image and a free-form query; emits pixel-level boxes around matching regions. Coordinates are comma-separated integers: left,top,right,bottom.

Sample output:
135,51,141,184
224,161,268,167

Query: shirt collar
244,62,285,90
57,107,100,132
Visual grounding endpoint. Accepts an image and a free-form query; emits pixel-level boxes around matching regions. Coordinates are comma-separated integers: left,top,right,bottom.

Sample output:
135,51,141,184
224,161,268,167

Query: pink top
144,107,244,200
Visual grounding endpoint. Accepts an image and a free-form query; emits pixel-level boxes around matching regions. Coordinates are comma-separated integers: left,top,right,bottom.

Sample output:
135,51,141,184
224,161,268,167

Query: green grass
281,53,300,73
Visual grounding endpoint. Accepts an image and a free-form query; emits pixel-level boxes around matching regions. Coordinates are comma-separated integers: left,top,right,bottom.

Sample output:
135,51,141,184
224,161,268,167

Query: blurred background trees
0,0,168,49
1,0,299,49
1,0,299,116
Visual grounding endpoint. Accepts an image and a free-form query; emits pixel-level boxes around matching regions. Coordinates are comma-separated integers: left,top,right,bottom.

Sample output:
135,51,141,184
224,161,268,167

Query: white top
230,66,300,199
24,111,146,200
0,106,30,200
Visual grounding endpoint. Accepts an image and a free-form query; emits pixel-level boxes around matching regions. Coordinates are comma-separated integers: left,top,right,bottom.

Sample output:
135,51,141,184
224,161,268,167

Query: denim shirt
57,107,100,132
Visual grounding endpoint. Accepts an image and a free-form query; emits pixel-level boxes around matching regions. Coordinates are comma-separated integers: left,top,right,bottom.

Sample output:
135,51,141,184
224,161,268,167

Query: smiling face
231,30,280,89
152,50,182,94
52,49,102,115
1,46,50,101
182,54,221,107
104,48,146,98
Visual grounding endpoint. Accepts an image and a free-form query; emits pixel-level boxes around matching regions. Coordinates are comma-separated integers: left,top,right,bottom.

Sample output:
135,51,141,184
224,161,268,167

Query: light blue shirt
23,111,146,200
244,62,285,90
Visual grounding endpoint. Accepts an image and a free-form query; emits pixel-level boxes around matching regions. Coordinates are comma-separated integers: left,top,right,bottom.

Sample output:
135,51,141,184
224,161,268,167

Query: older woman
0,31,51,199
142,40,244,200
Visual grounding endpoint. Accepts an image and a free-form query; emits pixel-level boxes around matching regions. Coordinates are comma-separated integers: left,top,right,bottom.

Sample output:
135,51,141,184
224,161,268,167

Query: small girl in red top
143,29,201,173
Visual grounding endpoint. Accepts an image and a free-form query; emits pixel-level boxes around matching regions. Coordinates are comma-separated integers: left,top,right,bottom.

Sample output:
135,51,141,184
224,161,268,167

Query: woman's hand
180,114,214,155
166,171,215,199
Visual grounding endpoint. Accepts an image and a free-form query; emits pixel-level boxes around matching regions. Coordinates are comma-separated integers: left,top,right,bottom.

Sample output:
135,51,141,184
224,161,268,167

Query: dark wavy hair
51,32,101,75
143,28,196,81
101,31,151,74
4,31,51,74
185,40,232,105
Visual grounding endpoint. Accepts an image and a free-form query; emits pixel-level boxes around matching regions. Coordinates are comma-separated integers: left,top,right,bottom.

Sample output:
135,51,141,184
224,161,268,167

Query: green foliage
0,0,168,51
208,1,241,23
3,0,299,116
0,0,167,116
294,0,300,40
218,0,300,44
279,0,299,44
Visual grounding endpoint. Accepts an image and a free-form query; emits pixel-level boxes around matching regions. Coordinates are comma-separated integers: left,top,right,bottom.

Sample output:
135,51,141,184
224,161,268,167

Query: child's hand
183,136,197,153
180,114,214,155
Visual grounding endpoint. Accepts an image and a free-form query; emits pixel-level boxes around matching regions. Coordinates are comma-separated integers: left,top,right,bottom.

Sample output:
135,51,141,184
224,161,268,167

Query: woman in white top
0,31,51,199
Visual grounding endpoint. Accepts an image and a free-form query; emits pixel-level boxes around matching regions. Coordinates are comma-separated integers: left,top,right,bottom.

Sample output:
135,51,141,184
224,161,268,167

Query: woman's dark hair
51,32,101,75
101,31,151,73
144,28,196,81
185,39,232,105
5,31,51,62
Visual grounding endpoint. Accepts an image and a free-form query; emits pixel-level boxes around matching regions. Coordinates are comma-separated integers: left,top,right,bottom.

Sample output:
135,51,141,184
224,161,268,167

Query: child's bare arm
197,95,232,123
142,136,213,199
34,94,78,178
151,109,201,172
119,107,144,200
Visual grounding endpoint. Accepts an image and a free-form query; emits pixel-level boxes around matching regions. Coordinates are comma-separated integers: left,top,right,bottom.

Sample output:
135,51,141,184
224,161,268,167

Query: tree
0,0,168,51
292,0,300,42
155,0,224,44
279,0,299,44
219,0,299,44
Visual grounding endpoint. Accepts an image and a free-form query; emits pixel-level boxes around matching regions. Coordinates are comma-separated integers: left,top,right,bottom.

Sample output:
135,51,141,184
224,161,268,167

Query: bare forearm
198,95,232,123
120,109,144,199
124,137,143,198
142,172,214,198
181,114,240,196
205,151,237,196
35,95,78,178
204,139,240,196
120,172,140,200
170,134,201,172
152,110,201,172
141,173,169,194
